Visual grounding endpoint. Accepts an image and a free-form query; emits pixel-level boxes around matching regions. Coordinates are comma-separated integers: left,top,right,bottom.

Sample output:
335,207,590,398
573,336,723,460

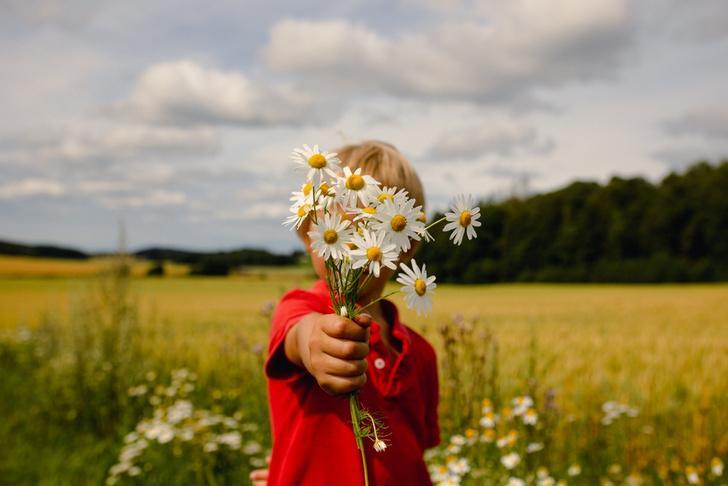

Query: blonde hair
297,140,426,244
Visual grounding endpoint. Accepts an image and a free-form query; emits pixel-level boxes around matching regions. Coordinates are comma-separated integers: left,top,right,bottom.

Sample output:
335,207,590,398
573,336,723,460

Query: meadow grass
0,259,726,484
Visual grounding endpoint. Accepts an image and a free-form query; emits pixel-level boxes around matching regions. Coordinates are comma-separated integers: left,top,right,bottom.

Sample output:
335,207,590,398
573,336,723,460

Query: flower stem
349,393,370,486
424,215,447,231
355,290,399,316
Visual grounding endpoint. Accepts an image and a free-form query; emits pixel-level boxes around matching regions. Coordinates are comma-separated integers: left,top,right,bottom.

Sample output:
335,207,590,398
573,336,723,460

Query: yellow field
0,255,189,278
2,272,726,398
1,256,727,484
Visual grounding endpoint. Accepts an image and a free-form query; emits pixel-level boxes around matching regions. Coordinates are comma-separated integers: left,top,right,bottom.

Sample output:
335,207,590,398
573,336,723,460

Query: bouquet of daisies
284,144,482,485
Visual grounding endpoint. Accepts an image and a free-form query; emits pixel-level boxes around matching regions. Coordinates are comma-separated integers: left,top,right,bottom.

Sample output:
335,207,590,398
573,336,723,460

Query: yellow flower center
459,210,472,227
346,174,365,190
296,205,308,217
377,193,392,203
390,214,407,232
302,182,313,196
319,182,331,195
363,206,377,215
414,278,427,296
417,211,426,223
308,153,327,169
323,229,338,244
366,246,382,262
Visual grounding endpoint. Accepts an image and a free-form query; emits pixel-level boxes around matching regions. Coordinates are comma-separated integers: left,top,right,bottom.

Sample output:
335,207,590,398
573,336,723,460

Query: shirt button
374,358,386,370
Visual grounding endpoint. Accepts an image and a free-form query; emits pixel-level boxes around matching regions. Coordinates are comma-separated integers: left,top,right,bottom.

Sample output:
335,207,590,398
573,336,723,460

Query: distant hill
0,240,89,260
0,240,302,276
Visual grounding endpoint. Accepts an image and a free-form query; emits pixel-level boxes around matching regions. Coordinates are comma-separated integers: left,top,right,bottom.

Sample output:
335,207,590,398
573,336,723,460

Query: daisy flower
523,408,538,425
308,212,352,261
290,144,341,184
415,210,434,242
501,452,521,470
396,259,436,315
512,396,534,416
373,439,387,452
351,204,379,222
443,194,482,245
373,196,424,252
335,167,380,209
283,202,312,230
349,230,398,278
372,186,409,206
289,181,314,208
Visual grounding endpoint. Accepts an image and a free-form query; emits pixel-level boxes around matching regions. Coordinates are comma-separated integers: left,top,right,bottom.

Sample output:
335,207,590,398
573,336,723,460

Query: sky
1,0,727,252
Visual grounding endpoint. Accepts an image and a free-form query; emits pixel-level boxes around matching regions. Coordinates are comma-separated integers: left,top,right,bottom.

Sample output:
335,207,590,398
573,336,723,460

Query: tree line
417,160,728,283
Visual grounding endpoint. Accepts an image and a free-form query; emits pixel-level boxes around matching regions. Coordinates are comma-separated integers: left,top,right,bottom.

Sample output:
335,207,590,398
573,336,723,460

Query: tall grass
0,260,726,484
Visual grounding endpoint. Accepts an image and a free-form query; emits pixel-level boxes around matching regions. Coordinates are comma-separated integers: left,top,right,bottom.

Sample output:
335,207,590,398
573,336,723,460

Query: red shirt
265,279,440,486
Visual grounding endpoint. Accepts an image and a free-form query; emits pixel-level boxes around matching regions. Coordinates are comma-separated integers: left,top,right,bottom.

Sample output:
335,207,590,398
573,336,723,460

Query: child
258,140,440,485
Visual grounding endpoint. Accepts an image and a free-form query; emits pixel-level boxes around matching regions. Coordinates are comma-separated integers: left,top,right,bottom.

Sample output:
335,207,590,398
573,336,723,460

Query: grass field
1,255,727,484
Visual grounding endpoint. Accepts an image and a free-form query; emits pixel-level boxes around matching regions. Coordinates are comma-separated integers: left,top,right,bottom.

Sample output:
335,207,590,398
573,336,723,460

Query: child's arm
284,313,371,395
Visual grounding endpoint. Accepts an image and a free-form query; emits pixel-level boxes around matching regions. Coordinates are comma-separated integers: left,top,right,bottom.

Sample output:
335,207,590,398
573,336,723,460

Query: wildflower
373,196,424,252
335,166,380,208
443,194,481,245
712,457,724,476
568,464,582,476
349,229,398,278
128,384,148,396
526,442,544,453
508,478,525,486
373,439,387,452
479,411,497,428
464,428,478,444
685,466,699,484
481,398,493,414
512,396,533,416
523,408,538,425
352,204,378,221
243,440,263,455
537,467,555,486
204,441,219,453
283,201,313,230
448,457,470,475
450,435,466,446
217,432,242,449
290,144,341,183
446,443,461,455
396,259,436,315
608,464,622,476
308,212,352,261
501,452,521,470
480,429,496,443
626,473,643,486
372,185,409,205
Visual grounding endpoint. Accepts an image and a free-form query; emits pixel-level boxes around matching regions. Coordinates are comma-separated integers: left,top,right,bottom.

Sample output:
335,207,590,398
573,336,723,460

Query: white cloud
427,122,554,160
0,178,65,199
664,107,728,140
1,121,220,170
115,60,313,126
99,189,187,209
263,0,631,104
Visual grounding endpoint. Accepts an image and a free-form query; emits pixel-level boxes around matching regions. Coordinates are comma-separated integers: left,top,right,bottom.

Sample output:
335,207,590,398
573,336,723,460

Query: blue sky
1,0,727,252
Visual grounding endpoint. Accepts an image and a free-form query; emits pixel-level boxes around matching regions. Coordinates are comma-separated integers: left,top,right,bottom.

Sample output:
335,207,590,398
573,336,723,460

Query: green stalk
424,215,447,231
349,393,370,486
356,290,399,316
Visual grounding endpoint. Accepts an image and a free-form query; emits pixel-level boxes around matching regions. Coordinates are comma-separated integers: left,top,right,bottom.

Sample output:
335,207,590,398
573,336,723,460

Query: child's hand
287,312,372,395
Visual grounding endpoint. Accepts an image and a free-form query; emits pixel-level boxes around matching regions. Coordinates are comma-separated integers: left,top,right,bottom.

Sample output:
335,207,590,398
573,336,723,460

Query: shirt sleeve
423,343,441,449
265,289,323,381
